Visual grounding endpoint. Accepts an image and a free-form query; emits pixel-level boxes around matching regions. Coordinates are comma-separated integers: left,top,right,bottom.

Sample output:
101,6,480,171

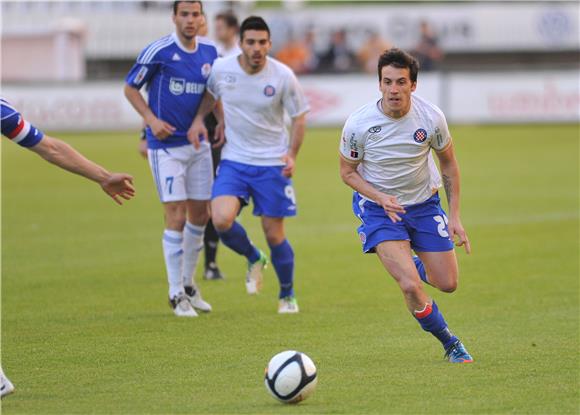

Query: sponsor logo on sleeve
359,232,367,244
134,66,148,84
435,127,443,147
413,128,428,143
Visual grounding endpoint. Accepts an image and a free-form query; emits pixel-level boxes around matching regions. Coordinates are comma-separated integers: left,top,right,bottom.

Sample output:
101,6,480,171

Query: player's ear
410,81,417,92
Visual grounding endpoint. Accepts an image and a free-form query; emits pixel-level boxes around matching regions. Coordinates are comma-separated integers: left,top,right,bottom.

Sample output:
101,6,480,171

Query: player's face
379,65,417,118
215,19,234,44
240,30,271,71
172,2,203,41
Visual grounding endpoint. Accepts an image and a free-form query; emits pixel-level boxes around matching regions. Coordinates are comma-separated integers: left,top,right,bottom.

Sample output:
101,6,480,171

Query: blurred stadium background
2,0,578,128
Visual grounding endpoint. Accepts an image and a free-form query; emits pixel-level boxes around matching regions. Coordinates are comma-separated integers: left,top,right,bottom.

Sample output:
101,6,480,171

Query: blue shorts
212,160,297,217
353,192,454,253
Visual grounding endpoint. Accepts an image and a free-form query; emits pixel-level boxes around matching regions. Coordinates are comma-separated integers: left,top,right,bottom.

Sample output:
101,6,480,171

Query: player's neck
176,31,197,51
380,98,411,120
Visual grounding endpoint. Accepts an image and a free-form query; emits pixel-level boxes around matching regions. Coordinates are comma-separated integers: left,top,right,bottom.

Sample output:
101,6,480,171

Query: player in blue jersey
124,1,220,317
0,98,135,397
189,16,309,314
339,49,473,363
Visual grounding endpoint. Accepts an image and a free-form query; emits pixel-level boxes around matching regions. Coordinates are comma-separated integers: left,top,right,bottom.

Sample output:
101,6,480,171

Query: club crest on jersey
201,63,212,79
263,85,276,97
359,232,367,244
169,77,186,95
413,128,428,143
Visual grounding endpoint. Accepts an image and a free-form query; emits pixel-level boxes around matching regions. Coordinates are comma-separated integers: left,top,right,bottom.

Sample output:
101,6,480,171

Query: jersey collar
172,32,199,54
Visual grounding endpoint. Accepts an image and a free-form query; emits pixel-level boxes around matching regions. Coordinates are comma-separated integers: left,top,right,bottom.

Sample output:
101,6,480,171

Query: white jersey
207,55,309,166
217,42,241,58
340,95,451,206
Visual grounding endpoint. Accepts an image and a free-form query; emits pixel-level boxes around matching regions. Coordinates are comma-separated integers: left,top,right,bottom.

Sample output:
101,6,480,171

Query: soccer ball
264,350,318,404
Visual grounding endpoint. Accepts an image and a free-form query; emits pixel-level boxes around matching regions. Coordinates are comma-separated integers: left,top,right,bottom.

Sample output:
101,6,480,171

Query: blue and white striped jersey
1,98,44,148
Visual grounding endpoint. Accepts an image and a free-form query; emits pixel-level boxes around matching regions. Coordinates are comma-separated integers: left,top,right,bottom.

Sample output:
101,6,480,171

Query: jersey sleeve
125,43,163,90
1,100,44,148
282,70,310,118
339,114,365,162
430,107,451,152
206,69,219,99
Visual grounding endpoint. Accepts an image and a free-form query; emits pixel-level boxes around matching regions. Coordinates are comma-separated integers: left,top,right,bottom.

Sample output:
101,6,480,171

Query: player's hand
376,194,406,223
448,215,471,254
281,154,295,177
100,173,135,205
148,118,176,140
213,122,226,149
187,118,207,150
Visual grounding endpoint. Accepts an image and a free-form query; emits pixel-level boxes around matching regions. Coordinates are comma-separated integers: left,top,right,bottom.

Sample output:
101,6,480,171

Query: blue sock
414,301,458,350
218,221,260,263
269,240,294,299
413,256,430,285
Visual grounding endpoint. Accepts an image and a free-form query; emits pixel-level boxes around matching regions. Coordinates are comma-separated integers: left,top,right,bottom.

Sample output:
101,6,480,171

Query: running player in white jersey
1,98,135,398
339,49,473,363
189,16,309,313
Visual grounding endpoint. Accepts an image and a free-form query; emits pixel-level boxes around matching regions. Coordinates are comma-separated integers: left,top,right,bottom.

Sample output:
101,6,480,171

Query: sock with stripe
218,221,260,263
269,239,295,299
414,301,458,350
162,229,184,299
182,222,205,289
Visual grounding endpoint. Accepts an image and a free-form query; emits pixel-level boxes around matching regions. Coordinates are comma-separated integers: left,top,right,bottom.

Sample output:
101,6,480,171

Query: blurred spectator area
1,1,578,81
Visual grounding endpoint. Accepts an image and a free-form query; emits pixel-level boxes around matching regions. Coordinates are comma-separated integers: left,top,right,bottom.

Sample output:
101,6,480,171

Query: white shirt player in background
189,16,308,314
339,48,474,363
214,11,241,58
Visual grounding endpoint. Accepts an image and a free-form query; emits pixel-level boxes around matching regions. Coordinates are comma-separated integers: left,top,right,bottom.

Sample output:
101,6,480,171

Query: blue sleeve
125,43,164,90
1,100,44,148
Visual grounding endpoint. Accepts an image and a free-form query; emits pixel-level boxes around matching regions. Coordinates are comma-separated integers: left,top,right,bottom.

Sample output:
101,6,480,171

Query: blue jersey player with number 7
189,16,309,314
339,48,473,363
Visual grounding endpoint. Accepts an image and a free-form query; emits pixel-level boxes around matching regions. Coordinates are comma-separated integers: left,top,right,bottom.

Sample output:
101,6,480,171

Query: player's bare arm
339,155,405,222
124,84,176,140
187,91,218,148
282,113,306,177
30,135,135,205
435,141,471,254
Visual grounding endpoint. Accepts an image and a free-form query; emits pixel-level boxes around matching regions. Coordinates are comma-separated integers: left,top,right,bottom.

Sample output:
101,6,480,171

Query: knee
165,207,186,230
399,279,423,298
438,279,458,293
265,232,284,246
211,211,234,232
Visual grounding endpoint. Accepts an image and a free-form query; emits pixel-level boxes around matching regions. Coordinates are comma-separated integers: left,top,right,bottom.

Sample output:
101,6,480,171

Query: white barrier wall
2,70,578,131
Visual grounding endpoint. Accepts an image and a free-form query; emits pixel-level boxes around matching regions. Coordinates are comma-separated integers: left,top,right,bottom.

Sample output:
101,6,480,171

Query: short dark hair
216,11,239,30
239,16,270,40
173,1,203,15
377,48,419,83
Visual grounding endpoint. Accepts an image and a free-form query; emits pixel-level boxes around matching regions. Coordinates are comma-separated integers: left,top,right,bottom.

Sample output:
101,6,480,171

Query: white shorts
148,143,213,203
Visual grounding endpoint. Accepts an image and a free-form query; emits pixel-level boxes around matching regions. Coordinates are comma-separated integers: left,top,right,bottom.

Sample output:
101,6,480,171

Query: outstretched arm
435,142,471,253
30,135,135,205
282,113,307,177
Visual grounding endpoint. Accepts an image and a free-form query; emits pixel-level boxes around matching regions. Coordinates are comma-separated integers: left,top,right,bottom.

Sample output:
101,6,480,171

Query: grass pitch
1,125,578,414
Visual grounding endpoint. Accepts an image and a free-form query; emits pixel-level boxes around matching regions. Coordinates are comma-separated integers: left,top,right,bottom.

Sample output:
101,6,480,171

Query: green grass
2,125,578,414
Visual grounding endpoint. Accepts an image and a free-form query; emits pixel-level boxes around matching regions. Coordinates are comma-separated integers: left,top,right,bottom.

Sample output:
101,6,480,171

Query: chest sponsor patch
413,128,428,143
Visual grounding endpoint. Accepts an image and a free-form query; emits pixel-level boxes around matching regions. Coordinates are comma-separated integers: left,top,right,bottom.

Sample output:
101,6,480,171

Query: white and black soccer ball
264,350,318,404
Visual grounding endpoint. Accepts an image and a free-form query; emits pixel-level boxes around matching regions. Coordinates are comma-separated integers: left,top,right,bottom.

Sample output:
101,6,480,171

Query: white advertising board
2,70,578,131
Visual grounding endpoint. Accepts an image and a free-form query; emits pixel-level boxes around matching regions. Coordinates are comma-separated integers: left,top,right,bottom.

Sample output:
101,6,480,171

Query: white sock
162,229,184,298
182,222,205,289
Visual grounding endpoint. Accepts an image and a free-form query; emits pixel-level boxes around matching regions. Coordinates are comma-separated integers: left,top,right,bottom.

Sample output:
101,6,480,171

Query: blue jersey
1,98,44,148
125,33,218,150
